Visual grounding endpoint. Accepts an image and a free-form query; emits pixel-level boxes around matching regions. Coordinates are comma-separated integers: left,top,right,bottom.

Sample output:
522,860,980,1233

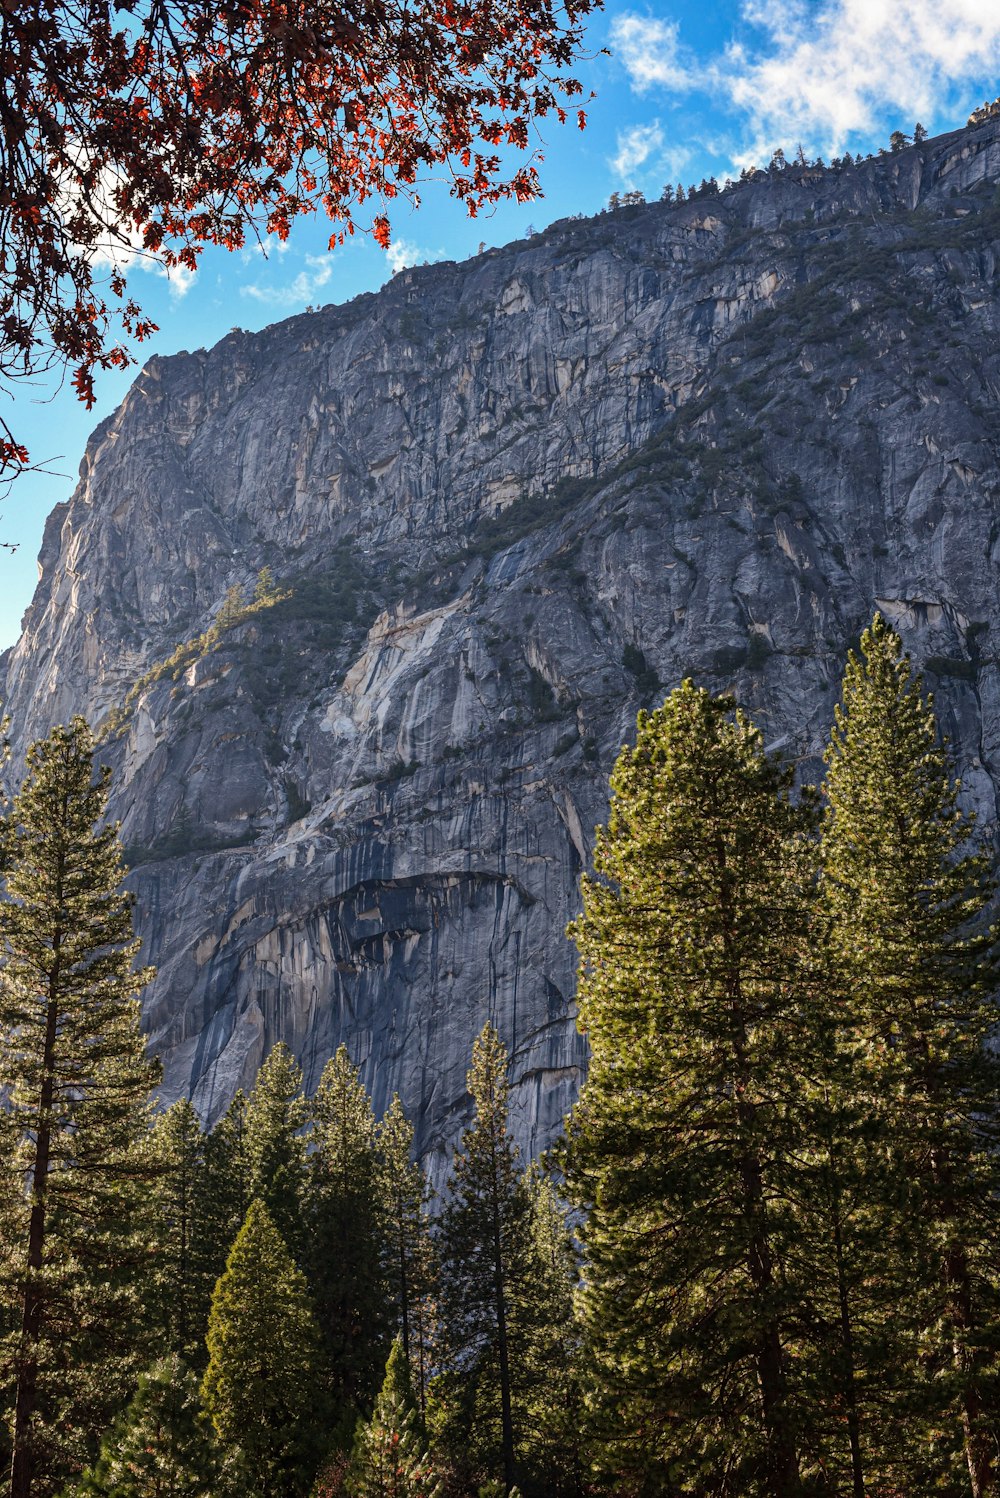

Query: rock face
7,117,1000,1169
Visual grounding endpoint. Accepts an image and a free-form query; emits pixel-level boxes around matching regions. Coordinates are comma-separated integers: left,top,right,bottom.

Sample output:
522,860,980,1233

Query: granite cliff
6,117,1000,1168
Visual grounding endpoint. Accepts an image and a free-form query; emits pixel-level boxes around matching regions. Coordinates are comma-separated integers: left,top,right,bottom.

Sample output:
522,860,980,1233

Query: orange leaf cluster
0,0,600,480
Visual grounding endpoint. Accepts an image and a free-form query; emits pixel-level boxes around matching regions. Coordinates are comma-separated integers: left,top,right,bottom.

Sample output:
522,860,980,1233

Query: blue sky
3,0,1000,649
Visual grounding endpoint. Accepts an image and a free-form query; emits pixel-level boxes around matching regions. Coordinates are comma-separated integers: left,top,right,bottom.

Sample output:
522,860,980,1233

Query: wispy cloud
613,1,1000,164
610,14,699,92
241,253,334,308
723,0,1000,159
611,121,666,184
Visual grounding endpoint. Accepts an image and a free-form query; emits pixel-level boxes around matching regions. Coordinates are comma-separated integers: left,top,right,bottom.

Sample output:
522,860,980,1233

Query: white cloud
611,121,666,184
721,0,1000,160
386,237,422,274
241,253,334,308
612,1,1000,165
610,14,699,92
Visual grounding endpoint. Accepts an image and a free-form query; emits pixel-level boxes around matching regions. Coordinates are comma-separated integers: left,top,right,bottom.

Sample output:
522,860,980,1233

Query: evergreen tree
435,1025,535,1495
307,1045,390,1431
821,616,1000,1495
68,1355,221,1498
243,1044,308,1259
378,1095,437,1421
149,1099,213,1358
193,1089,250,1313
518,1171,586,1498
0,718,160,1498
347,1338,442,1498
202,1199,325,1498
562,682,828,1496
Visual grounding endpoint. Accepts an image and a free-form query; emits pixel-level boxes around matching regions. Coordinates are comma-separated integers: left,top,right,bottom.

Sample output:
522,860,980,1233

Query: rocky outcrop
7,117,1000,1169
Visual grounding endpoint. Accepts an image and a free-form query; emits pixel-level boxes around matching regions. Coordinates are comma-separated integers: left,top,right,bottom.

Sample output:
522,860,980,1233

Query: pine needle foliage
821,615,1000,1494
378,1096,437,1423
243,1044,309,1260
347,1337,442,1498
435,1025,535,1495
148,1099,214,1360
563,681,826,1497
0,717,160,1498
202,1199,325,1498
307,1045,390,1431
194,1089,251,1306
67,1354,221,1498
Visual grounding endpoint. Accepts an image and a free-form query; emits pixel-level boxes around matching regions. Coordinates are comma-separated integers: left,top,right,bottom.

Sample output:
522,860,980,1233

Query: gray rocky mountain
6,116,1000,1170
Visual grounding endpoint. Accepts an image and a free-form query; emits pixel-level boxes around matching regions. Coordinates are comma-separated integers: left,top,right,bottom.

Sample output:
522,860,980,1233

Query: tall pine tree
307,1044,390,1432
148,1099,213,1358
193,1088,250,1315
821,615,1000,1495
435,1025,535,1495
0,718,160,1498
202,1199,325,1498
563,682,828,1496
378,1094,437,1422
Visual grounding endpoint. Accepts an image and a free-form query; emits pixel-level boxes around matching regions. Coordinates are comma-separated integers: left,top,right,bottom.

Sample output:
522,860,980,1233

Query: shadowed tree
0,717,160,1498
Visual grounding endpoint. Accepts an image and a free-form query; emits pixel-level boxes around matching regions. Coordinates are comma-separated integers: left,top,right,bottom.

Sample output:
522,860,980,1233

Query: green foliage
307,1046,391,1432
346,1339,442,1498
0,717,161,1497
821,615,1000,1490
243,1044,309,1260
203,1200,326,1498
148,1100,214,1360
191,1090,251,1339
377,1097,437,1421
67,1355,221,1498
563,682,827,1493
435,1026,537,1494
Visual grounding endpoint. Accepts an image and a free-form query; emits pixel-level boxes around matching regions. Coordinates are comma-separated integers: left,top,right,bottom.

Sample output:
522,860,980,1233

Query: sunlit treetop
0,0,599,478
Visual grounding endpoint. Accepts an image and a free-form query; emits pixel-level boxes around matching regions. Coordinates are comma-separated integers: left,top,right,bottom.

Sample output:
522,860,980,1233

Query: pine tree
0,718,161,1498
307,1045,390,1430
562,682,828,1496
518,1171,586,1498
347,1338,442,1498
194,1088,250,1312
821,616,1000,1495
378,1095,437,1421
243,1043,308,1259
67,1355,221,1497
202,1199,325,1498
149,1099,213,1358
435,1025,535,1495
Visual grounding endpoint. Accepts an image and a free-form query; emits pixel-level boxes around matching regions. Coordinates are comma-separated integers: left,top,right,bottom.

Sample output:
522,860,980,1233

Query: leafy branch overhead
0,0,598,480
